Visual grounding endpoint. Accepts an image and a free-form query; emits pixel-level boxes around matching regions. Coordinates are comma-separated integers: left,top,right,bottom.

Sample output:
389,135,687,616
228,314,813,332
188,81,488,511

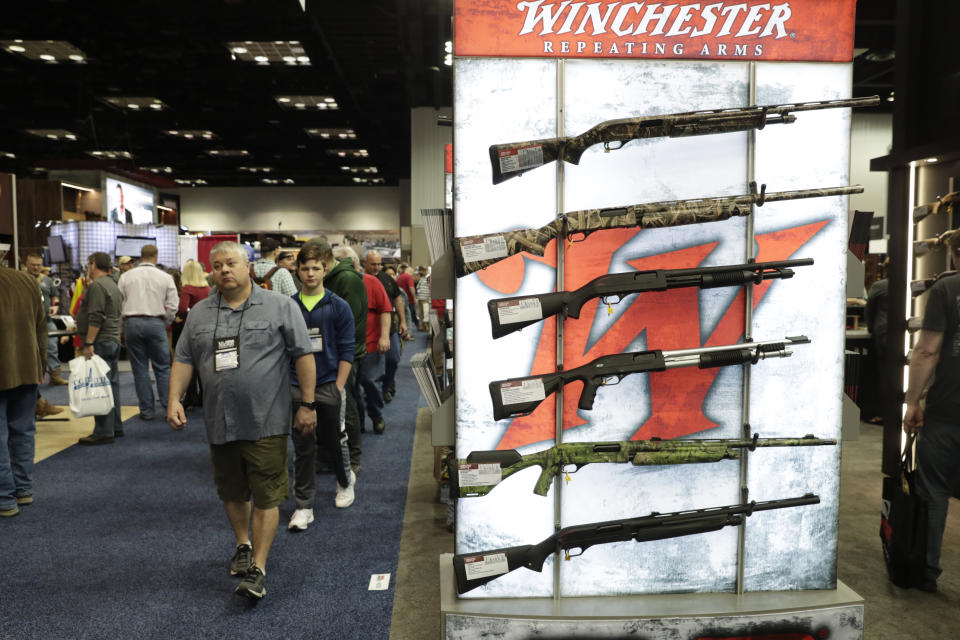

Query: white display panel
454,56,850,598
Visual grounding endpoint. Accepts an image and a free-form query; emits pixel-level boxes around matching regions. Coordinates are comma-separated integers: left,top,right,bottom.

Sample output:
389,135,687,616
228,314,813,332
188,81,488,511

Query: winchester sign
454,0,856,61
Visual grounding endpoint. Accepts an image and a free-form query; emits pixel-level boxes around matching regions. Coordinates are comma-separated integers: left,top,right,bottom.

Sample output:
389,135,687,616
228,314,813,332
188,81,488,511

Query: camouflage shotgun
489,96,879,184
457,433,836,498
487,258,813,340
452,493,820,594
913,191,960,224
454,182,863,277
489,335,809,421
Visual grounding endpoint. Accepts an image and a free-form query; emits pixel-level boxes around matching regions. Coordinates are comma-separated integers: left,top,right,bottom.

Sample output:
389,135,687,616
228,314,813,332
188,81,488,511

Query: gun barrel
661,336,808,360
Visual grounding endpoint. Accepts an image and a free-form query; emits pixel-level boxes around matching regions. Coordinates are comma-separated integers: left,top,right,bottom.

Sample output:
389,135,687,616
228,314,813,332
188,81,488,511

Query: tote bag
879,433,928,588
68,355,115,418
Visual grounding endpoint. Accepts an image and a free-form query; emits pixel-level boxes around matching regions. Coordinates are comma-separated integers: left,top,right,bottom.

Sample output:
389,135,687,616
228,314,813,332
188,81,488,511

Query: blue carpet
0,334,427,640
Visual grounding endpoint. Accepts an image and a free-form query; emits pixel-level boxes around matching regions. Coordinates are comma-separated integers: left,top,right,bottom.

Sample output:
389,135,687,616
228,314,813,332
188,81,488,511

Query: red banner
455,0,856,62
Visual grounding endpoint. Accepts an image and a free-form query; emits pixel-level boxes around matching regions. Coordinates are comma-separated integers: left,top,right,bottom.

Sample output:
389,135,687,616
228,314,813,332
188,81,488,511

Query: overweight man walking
167,241,316,601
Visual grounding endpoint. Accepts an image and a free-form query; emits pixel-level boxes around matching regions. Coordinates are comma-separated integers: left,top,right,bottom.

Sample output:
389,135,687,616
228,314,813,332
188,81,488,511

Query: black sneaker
373,417,385,434
235,566,266,600
383,389,394,403
230,543,253,576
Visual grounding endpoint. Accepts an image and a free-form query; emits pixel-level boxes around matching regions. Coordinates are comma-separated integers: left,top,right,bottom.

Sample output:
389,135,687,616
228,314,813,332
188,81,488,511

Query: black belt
125,315,164,319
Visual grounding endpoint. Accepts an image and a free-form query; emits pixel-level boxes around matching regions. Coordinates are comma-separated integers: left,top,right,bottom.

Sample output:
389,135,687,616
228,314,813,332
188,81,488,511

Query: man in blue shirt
167,241,316,601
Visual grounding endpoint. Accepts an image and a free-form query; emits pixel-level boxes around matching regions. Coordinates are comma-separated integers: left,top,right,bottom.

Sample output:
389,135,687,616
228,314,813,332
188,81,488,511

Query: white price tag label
496,298,543,325
498,145,544,174
463,553,509,581
499,379,545,406
460,235,508,262
368,573,391,590
458,462,502,487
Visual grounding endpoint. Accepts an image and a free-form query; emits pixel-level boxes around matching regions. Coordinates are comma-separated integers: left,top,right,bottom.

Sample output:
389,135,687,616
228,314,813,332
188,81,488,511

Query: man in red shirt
358,256,392,434
396,263,417,331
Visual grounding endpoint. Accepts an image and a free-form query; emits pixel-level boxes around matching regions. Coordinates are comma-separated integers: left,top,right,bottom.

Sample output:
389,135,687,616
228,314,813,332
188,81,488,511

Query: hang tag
496,298,543,325
308,326,323,352
462,553,509,580
458,462,502,487
497,144,543,174
499,379,545,406
214,336,239,372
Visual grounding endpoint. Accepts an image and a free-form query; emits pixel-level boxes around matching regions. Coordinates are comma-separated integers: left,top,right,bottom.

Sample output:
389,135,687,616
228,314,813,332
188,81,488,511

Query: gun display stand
440,554,862,638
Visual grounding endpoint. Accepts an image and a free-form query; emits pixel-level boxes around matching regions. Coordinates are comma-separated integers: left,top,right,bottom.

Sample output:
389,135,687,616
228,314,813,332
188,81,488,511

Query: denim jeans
915,415,960,582
0,384,37,511
357,350,384,422
93,340,122,438
380,332,401,395
46,319,61,374
124,316,171,418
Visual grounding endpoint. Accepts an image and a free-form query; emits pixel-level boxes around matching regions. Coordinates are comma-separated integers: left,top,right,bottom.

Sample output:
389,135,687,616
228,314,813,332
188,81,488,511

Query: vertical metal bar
736,61,758,595
552,58,566,602
11,174,19,269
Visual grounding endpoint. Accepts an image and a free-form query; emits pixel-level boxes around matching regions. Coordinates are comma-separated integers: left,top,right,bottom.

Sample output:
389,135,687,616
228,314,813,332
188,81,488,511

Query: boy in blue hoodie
288,244,357,531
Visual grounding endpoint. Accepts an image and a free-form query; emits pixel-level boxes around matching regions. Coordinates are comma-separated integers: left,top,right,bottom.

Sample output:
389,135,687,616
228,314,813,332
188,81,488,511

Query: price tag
460,235,508,262
463,553,509,580
498,145,544,174
458,462,502,487
496,298,543,325
499,379,545,406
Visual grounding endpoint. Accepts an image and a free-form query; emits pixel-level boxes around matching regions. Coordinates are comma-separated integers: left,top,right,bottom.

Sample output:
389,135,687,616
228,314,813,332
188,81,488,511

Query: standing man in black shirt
903,235,960,593
363,253,408,403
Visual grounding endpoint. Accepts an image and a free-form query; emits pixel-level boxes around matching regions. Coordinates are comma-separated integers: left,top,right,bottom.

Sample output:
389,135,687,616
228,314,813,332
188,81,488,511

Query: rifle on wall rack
452,493,821,594
487,258,813,339
489,96,880,184
489,335,810,421
454,182,862,277
457,433,836,497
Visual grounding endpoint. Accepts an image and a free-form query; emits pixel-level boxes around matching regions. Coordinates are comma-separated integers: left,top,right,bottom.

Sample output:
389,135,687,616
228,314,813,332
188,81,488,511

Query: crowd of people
0,239,433,601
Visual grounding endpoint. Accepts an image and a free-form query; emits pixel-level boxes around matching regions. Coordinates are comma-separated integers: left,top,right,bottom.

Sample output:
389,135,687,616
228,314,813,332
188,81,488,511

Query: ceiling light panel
140,166,174,174
228,41,311,65
88,150,133,159
24,129,78,141
339,166,378,174
206,149,250,157
1,151,16,159
351,177,385,185
306,127,356,139
2,40,87,63
165,130,217,140
174,178,208,186
101,97,168,111
326,149,369,158
238,166,274,173
275,95,338,110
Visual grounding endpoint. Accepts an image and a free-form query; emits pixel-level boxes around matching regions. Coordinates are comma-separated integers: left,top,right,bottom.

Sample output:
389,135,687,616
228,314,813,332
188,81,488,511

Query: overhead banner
454,0,856,62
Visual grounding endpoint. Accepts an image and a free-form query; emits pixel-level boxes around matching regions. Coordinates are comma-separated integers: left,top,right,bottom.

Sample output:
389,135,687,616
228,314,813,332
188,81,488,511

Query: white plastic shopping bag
68,355,115,418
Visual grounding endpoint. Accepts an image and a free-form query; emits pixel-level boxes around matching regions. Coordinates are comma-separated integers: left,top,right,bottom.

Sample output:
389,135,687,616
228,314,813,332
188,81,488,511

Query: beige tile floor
34,405,140,462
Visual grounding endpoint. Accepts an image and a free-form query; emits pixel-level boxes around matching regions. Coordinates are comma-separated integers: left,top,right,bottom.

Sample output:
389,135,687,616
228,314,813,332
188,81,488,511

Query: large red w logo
478,220,828,450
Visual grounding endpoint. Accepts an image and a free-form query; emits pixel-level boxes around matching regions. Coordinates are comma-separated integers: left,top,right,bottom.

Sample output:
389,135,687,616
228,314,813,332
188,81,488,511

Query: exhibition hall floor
10,350,959,639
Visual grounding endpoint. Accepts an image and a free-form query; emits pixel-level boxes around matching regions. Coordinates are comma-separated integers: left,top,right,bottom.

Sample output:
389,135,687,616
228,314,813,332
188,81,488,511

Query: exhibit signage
455,0,856,62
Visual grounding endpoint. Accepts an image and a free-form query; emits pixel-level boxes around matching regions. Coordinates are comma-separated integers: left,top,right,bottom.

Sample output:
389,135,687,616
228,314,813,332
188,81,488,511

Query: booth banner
455,0,856,62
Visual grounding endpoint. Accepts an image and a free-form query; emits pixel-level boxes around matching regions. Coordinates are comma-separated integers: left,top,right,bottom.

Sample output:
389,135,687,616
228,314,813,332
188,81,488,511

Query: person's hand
378,335,390,353
49,304,59,315
335,380,345,394
294,406,317,434
903,403,924,434
399,323,409,339
59,336,70,344
167,400,187,430
82,344,94,360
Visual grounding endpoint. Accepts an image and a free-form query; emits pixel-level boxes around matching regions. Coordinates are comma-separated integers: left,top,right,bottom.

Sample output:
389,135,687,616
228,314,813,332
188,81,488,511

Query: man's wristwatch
298,401,318,410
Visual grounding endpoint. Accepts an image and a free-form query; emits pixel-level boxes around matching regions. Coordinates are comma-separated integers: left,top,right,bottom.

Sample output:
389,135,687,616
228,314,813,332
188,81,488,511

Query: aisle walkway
1,345,424,640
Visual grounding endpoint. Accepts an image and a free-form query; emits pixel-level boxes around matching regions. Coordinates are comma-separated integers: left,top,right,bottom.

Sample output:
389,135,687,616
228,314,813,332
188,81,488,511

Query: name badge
308,326,323,353
214,336,239,371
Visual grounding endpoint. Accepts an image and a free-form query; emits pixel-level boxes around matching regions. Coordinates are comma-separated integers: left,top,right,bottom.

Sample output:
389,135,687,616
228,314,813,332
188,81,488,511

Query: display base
440,553,863,639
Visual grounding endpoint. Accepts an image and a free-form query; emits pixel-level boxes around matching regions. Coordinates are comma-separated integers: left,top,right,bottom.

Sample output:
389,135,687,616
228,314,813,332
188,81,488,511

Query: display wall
454,0,856,600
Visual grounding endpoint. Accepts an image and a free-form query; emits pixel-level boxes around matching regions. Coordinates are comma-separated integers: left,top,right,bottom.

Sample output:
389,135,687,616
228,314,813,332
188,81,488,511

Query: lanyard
213,293,248,371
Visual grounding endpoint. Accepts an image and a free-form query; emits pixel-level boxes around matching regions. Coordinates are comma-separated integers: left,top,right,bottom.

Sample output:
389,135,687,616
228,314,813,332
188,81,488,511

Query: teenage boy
288,244,357,532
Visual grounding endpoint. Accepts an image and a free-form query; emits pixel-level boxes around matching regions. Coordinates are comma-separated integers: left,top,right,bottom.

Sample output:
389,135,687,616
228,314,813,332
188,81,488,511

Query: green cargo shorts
209,435,289,509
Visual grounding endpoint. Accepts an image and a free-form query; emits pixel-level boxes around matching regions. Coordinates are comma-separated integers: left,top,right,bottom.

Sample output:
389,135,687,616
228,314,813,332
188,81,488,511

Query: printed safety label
458,462,502,487
463,553,509,580
498,145,544,174
460,235,508,262
496,297,543,325
499,378,545,405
